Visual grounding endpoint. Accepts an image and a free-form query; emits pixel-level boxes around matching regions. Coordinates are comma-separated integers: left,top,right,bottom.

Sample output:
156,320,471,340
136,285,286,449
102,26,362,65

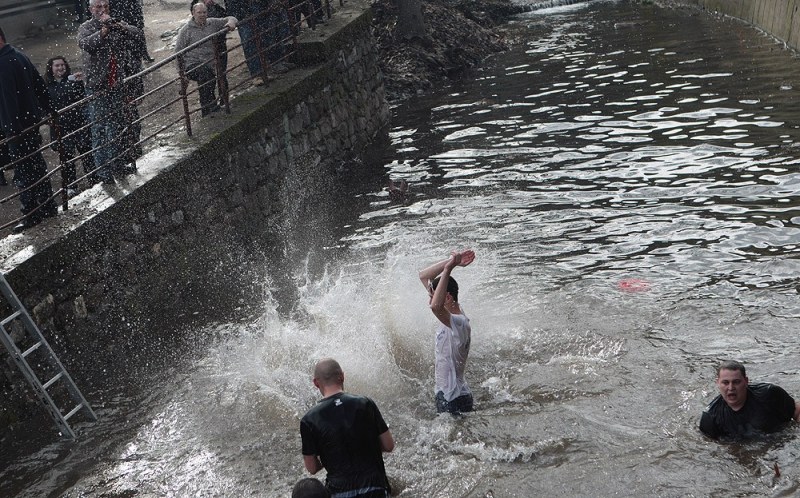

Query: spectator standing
175,3,237,117
192,0,231,104
45,56,96,192
0,26,58,233
78,0,142,184
300,358,394,498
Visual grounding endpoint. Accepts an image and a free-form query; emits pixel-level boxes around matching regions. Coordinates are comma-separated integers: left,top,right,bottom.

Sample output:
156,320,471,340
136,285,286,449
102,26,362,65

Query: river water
5,0,800,496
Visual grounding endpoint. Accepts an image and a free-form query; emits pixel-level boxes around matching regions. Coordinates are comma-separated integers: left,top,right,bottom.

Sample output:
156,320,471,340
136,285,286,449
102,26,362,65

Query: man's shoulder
703,394,726,415
0,46,34,69
749,382,783,398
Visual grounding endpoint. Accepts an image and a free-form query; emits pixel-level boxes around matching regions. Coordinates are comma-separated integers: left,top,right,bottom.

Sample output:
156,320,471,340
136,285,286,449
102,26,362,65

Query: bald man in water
700,360,800,440
300,358,394,498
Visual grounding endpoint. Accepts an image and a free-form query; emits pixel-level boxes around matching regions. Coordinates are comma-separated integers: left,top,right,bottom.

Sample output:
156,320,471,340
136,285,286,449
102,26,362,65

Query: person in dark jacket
78,0,142,184
45,56,96,191
0,26,57,232
110,0,154,62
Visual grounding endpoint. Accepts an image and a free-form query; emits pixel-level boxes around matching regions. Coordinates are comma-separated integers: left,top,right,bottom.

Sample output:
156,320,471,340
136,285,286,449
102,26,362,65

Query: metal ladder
0,273,97,439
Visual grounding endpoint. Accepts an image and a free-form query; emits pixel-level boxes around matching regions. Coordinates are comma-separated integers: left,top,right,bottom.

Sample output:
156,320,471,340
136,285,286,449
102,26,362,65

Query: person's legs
264,8,288,64
88,90,123,182
435,391,473,415
75,125,97,183
188,64,218,116
9,131,55,224
236,20,262,76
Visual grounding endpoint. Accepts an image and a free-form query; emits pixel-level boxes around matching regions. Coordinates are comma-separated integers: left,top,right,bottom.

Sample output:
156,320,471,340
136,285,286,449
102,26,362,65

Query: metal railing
0,0,332,233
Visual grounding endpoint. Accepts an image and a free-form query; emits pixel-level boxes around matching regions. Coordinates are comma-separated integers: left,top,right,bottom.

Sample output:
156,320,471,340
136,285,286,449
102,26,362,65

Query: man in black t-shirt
300,358,395,497
700,360,800,440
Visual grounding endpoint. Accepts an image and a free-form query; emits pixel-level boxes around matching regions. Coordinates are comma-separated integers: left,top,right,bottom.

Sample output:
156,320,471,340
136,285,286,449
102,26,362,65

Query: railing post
177,55,193,137
51,111,69,211
122,81,136,172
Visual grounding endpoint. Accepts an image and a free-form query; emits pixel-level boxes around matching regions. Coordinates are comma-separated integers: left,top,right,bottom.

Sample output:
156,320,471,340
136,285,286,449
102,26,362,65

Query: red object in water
618,278,650,292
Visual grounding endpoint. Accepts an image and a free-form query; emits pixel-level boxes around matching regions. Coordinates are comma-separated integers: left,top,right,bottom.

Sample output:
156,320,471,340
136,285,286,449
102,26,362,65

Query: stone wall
676,0,800,52
0,5,389,433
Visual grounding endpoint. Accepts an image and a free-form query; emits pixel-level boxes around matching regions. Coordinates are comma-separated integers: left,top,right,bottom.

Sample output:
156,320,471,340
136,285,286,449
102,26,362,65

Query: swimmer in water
418,249,476,415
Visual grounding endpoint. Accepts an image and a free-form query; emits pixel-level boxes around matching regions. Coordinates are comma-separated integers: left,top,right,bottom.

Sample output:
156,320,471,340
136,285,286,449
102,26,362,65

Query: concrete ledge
0,0,388,432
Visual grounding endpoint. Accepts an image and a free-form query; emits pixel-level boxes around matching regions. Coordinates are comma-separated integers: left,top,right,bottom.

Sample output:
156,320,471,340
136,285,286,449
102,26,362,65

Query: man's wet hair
431,275,459,302
313,358,343,386
716,360,746,378
292,477,330,498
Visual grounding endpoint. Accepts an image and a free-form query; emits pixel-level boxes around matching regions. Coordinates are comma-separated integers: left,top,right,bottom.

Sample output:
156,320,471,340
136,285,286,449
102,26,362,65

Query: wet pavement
0,0,192,236
0,0,352,240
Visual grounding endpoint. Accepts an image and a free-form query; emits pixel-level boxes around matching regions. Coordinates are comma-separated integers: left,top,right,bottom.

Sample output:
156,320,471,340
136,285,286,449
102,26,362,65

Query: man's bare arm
379,430,395,453
303,454,323,474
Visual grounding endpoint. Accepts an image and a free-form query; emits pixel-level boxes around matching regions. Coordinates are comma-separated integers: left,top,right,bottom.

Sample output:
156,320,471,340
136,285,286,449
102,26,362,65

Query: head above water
431,275,459,302
715,359,746,379
714,360,749,411
313,358,344,388
292,477,330,498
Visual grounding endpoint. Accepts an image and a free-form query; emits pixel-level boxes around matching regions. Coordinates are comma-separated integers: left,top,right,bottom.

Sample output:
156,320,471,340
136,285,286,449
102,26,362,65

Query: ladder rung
42,372,64,390
64,403,84,421
21,341,43,358
1,310,22,326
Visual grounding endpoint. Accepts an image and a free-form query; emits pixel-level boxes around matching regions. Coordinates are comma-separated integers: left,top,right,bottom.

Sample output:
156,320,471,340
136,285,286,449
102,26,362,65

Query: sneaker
12,217,42,233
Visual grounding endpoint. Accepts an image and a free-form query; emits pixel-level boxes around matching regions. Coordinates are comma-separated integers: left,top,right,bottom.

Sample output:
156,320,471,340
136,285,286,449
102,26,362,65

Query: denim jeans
237,17,262,76
87,88,125,180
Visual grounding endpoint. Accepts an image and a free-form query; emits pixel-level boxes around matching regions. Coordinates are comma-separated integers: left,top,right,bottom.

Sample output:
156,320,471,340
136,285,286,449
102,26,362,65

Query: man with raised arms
700,359,800,440
419,249,476,415
300,358,394,498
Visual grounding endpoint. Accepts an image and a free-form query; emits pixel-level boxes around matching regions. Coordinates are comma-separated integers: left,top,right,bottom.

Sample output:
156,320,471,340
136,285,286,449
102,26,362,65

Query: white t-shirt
434,311,471,401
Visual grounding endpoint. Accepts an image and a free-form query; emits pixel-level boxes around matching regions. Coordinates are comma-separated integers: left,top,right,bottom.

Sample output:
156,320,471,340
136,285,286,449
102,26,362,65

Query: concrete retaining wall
678,0,800,51
0,4,389,432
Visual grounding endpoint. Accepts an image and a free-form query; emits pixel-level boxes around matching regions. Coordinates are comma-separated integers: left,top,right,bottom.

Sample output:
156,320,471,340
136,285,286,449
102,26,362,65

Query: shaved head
313,358,344,387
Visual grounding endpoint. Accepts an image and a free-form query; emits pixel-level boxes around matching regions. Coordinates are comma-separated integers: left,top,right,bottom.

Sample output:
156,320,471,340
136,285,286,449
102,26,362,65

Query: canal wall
0,2,389,432
676,0,800,51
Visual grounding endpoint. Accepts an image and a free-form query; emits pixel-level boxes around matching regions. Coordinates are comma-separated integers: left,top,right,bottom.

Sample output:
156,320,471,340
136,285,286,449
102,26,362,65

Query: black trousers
187,63,218,116
8,131,55,220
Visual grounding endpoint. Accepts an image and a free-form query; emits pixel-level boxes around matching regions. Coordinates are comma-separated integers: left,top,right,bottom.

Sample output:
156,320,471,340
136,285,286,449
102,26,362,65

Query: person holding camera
77,0,142,184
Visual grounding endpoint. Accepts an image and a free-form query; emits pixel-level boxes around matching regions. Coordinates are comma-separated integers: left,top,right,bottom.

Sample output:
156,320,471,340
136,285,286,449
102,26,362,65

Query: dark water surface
5,1,800,496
